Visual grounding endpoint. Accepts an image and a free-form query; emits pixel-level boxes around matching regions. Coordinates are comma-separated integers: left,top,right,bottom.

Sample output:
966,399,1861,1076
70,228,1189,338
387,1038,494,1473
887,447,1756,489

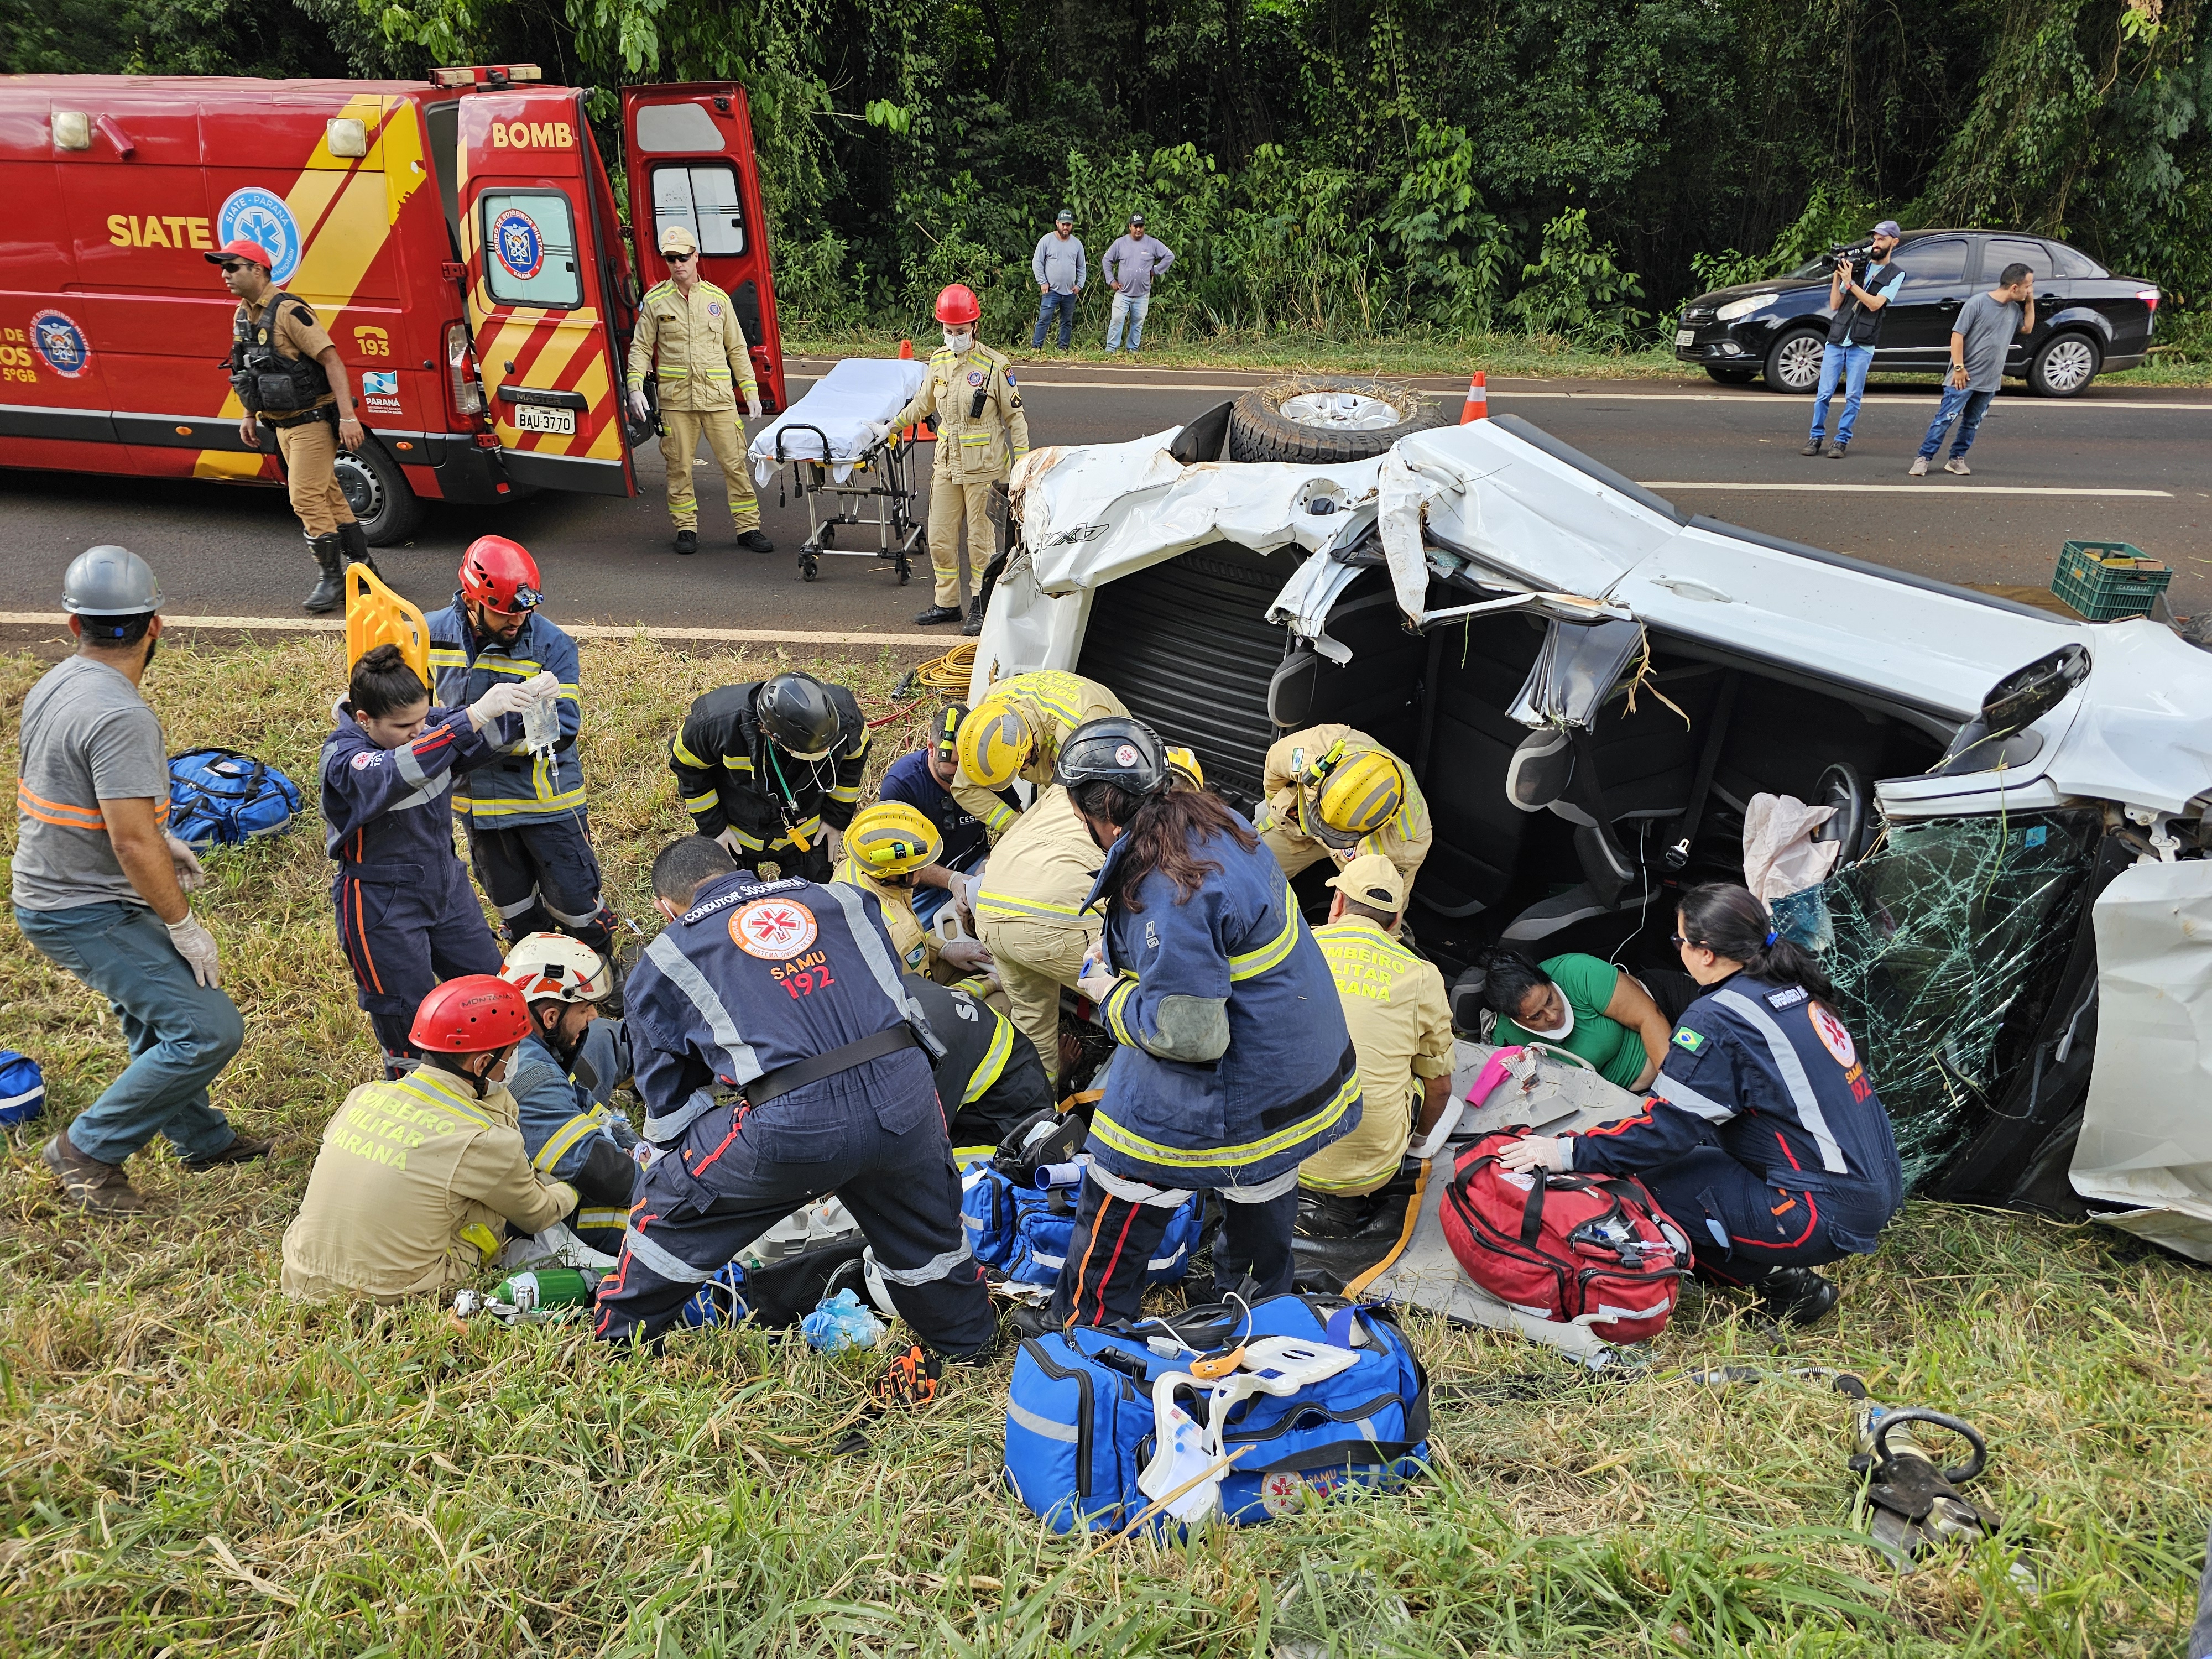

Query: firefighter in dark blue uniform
1035,718,1361,1333
1501,882,1903,1325
429,536,614,954
593,836,996,1392
667,673,871,884
320,644,551,1073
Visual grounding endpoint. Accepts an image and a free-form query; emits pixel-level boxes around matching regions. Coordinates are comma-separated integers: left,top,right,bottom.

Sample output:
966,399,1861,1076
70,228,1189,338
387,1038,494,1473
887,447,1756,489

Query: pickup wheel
2028,331,2101,398
1226,377,1446,463
1764,327,1828,393
334,436,424,545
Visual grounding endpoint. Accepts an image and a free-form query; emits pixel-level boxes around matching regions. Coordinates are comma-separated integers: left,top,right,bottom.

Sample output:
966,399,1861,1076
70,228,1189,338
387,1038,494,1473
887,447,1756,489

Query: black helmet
757,673,842,759
1055,716,1171,798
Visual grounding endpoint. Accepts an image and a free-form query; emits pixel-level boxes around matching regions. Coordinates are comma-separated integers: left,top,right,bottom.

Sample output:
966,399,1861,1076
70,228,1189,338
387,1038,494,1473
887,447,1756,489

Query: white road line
0,612,950,646
1639,482,2174,497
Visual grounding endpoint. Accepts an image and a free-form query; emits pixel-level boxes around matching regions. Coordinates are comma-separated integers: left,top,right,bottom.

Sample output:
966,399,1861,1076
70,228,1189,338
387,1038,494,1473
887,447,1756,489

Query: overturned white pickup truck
972,393,2212,1260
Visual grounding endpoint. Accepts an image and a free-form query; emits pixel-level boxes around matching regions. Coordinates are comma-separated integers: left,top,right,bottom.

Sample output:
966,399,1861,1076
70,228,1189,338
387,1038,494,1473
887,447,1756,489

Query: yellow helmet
957,698,1036,790
845,801,943,875
1165,745,1204,789
1303,748,1404,849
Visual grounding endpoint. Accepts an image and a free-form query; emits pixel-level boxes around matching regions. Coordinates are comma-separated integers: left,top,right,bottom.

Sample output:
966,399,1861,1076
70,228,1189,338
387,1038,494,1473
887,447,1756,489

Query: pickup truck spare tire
1226,377,1446,463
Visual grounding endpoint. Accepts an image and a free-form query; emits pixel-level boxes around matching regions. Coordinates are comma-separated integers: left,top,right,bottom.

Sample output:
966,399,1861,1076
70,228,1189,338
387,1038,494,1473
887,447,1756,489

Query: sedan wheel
2029,332,2101,398
1765,328,1827,394
1704,365,1757,385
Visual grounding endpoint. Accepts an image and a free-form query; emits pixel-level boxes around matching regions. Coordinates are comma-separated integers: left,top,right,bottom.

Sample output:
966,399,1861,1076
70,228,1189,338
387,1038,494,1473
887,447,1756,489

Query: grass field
3,635,2208,1658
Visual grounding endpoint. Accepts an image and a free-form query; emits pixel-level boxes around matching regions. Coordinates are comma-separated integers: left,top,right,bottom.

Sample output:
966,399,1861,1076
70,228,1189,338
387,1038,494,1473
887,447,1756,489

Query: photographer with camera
1803,220,1905,460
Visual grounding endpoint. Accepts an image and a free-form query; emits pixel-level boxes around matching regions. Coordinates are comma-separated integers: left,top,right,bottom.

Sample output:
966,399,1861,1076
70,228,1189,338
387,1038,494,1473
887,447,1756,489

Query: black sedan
1675,229,2160,397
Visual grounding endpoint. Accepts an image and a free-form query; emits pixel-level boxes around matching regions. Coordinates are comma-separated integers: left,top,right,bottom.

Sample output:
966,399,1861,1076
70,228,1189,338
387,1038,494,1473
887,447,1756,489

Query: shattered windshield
1820,809,2102,1189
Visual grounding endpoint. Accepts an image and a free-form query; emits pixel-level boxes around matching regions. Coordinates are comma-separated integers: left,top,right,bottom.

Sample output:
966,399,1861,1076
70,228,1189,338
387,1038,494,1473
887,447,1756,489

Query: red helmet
409,975,533,1053
934,284,981,326
458,535,542,613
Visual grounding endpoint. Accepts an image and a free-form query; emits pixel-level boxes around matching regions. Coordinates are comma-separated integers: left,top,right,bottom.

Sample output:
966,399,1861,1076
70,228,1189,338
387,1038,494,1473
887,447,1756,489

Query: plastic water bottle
801,1288,888,1353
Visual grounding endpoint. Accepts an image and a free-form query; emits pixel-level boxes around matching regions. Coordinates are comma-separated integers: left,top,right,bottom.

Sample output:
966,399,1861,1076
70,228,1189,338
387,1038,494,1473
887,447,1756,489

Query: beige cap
659,224,698,255
1327,853,1406,914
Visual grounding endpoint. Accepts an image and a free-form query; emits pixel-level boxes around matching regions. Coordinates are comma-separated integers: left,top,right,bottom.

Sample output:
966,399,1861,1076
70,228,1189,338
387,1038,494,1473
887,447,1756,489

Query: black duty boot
302,533,345,613
913,604,963,627
674,529,698,556
336,520,380,580
961,594,987,636
1752,1264,1840,1327
1006,1303,1061,1341
736,529,775,554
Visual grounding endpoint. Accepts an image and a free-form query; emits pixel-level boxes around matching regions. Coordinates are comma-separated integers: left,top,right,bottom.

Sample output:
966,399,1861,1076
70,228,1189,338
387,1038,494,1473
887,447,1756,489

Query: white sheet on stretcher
748,357,926,487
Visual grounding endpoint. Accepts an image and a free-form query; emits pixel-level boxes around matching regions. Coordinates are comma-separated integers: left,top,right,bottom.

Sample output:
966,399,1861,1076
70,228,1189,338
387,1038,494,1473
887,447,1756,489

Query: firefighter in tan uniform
1258,723,1432,906
972,784,1104,1083
951,670,1126,842
208,237,372,613
830,802,1001,1004
872,284,1030,629
625,225,774,559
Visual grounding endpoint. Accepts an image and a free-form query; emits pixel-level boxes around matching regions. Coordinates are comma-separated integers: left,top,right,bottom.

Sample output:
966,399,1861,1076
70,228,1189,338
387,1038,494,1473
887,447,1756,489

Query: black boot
302,533,344,613
913,604,963,627
1750,1264,1840,1327
336,520,380,580
735,529,775,554
961,594,987,636
674,529,698,556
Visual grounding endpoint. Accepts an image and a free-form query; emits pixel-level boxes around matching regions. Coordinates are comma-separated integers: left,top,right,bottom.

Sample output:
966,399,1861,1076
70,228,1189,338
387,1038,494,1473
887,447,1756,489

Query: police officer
1499,882,1905,1326
667,672,870,884
429,536,613,954
1258,723,1431,906
594,834,997,1396
1031,718,1361,1331
321,643,551,1074
951,669,1126,842
498,933,639,1254
625,225,773,558
207,238,372,613
869,284,1030,629
901,972,1052,1151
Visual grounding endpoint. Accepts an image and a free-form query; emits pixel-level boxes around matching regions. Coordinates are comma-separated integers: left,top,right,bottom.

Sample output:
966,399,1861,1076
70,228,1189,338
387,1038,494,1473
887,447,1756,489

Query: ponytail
1678,881,1834,1000
1069,778,1257,911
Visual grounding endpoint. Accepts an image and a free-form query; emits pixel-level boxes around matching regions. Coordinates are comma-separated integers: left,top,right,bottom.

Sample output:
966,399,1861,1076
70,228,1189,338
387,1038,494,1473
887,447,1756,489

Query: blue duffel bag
962,1164,1203,1291
0,1052,45,1128
168,747,303,851
1004,1293,1430,1533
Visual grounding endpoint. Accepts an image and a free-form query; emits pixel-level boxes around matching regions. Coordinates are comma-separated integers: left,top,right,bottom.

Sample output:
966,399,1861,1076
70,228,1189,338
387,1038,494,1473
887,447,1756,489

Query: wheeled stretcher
748,357,931,584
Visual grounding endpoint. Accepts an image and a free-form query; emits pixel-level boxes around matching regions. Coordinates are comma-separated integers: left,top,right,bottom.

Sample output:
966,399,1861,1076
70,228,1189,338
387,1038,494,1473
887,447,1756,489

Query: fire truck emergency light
326,118,368,158
429,65,544,88
53,111,90,150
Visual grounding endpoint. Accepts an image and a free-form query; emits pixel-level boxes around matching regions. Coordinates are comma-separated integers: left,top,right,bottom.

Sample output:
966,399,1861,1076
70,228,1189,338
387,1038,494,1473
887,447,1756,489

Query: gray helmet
1055,716,1171,798
62,546,160,617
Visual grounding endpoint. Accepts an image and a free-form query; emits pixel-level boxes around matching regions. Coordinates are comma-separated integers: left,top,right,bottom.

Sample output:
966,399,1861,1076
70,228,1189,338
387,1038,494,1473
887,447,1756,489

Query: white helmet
499,931,613,1004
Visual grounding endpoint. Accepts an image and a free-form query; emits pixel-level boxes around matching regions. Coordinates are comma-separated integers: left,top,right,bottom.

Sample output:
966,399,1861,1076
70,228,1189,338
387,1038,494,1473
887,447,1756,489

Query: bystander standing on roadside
1102,215,1175,355
14,547,265,1215
1804,220,1905,460
1031,210,1087,351
1910,263,2035,477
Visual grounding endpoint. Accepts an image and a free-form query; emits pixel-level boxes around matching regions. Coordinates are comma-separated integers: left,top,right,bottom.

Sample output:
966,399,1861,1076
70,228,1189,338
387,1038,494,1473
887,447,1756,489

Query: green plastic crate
2051,540,2172,622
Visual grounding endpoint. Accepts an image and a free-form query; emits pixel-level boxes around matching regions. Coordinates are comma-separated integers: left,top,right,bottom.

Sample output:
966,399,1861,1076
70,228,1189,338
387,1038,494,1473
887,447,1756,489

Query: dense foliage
15,0,2210,349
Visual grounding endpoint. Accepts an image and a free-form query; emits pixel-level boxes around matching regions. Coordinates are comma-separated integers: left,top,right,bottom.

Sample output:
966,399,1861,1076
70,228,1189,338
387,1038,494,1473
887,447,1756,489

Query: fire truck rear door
620,85,787,415
457,89,634,495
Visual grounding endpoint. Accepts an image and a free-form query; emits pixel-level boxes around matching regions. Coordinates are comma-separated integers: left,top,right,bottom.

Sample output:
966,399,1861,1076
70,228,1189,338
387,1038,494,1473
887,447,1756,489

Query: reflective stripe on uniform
975,888,1090,921
1648,1072,1738,1124
576,1207,627,1232
869,1238,974,1285
467,786,588,818
644,931,765,1084
1711,989,1849,1174
622,1223,716,1284
1227,884,1300,981
385,1071,500,1133
1091,1068,1361,1171
963,1013,1015,1104
820,880,940,1055
1100,977,1138,1048
533,1107,608,1173
15,780,108,831
643,1086,719,1144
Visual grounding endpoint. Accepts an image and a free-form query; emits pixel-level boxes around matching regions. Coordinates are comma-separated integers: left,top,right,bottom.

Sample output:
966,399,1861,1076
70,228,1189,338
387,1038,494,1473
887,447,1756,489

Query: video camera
1822,239,1877,274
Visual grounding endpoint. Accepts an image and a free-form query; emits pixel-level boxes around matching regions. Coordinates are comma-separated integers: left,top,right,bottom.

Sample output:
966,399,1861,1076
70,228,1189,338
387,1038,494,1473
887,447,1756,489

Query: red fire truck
0,67,786,542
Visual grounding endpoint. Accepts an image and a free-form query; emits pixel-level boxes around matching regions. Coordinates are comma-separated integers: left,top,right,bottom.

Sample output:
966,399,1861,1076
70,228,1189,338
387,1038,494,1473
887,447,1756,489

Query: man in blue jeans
1030,209,1086,351
1804,219,1906,460
14,548,262,1215
1103,214,1175,354
1910,262,2035,477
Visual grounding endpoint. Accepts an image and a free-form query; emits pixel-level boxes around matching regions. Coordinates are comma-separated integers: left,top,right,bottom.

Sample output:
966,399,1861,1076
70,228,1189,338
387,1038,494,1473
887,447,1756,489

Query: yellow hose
914,643,977,693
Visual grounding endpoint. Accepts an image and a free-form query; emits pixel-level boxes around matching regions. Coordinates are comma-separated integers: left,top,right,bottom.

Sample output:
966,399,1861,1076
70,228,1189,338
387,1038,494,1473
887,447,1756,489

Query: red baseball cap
205,239,274,270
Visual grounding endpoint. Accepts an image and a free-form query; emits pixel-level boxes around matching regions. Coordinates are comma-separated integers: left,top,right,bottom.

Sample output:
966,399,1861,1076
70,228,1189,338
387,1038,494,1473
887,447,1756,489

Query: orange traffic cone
896,337,930,444
1459,371,1489,424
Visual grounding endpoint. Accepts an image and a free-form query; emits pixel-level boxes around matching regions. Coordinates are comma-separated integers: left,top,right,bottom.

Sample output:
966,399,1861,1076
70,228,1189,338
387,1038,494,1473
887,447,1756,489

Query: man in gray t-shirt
1911,262,2035,476
13,547,262,1214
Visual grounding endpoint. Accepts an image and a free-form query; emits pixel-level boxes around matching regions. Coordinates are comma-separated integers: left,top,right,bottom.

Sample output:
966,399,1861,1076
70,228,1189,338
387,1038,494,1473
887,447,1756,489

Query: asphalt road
2,361,2205,640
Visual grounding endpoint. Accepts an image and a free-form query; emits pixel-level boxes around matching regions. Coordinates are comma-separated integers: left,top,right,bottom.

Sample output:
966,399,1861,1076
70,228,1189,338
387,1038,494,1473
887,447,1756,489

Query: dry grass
2,637,2209,1657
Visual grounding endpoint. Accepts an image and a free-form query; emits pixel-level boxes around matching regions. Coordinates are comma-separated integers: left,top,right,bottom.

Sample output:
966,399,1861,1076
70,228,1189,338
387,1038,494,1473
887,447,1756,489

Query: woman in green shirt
1472,948,1673,1091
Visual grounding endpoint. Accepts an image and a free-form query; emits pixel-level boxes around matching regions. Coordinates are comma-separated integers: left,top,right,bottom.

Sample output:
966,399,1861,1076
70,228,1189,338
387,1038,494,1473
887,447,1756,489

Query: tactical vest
229,293,330,421
1828,262,1897,350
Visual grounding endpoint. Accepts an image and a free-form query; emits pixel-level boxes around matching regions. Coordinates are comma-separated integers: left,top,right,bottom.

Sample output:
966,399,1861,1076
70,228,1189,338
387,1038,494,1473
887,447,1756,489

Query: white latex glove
745,394,763,421
1497,1135,1567,1173
469,680,536,729
949,869,982,922
520,670,559,703
716,827,747,859
628,388,650,422
165,911,221,988
938,936,994,973
164,832,206,894
865,419,893,445
1078,938,1107,981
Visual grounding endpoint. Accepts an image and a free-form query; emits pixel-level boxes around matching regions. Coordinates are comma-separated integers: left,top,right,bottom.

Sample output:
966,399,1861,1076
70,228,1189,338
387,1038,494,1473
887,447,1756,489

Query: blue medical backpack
167,747,303,851
1004,1293,1430,1533
961,1163,1203,1291
0,1053,45,1128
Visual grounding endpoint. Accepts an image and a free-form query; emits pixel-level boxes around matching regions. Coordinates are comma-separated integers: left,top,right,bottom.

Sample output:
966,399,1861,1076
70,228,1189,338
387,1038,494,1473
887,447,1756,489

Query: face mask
943,327,973,353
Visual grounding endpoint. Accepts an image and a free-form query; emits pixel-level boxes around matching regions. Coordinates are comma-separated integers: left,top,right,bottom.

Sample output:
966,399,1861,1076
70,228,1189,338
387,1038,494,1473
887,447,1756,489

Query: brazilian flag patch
1671,1026,1707,1053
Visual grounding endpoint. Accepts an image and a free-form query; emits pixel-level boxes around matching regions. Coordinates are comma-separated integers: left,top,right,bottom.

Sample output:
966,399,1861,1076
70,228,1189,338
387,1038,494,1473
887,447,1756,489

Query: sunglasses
665,250,696,263
220,262,252,274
